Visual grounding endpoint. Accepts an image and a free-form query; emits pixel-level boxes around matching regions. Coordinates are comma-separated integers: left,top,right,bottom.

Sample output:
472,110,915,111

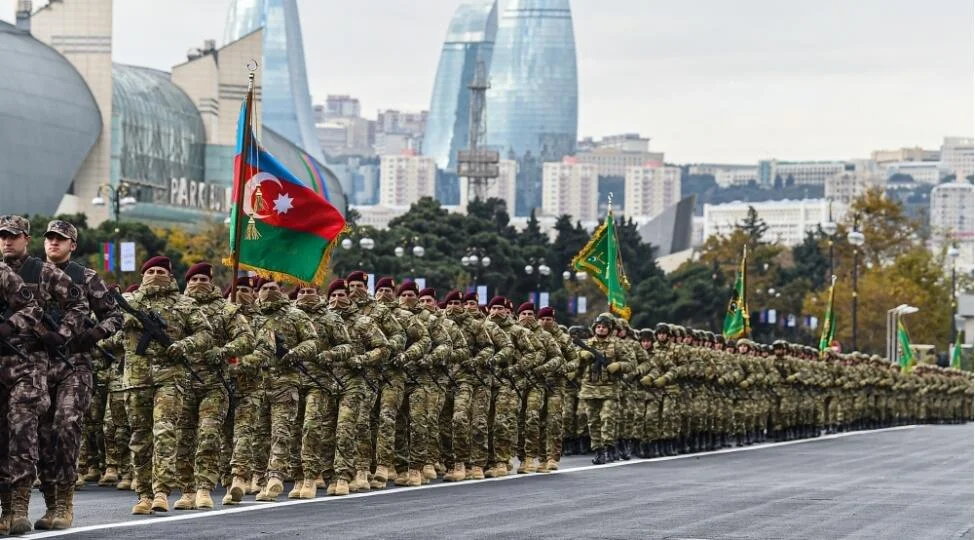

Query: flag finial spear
607,192,614,214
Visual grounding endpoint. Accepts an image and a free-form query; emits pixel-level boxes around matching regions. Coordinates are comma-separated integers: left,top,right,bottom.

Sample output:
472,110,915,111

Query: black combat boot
619,440,630,461
591,447,607,465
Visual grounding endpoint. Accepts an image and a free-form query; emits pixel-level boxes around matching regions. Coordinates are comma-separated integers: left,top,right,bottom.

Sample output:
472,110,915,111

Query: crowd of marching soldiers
0,212,969,534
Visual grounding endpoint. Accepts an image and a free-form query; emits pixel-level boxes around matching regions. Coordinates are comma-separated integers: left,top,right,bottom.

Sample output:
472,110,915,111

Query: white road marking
30,425,917,538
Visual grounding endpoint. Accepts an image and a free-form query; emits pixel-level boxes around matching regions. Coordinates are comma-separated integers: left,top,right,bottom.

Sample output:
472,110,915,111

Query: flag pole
742,244,750,337
230,65,257,302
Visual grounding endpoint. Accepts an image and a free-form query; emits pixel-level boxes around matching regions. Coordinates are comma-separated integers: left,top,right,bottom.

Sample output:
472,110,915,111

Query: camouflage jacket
546,324,580,387
378,300,432,380
4,254,88,345
579,335,634,399
243,298,318,389
331,303,391,391
406,305,452,382
523,320,565,386
297,300,354,371
0,261,42,349
55,261,123,355
119,280,213,389
446,310,501,386
494,315,540,388
186,288,255,388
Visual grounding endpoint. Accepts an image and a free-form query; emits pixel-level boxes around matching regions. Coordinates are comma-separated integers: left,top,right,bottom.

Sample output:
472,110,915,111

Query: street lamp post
461,247,491,292
524,258,551,305
394,236,425,279
562,269,588,316
341,235,375,268
949,245,960,343
822,201,837,280
91,182,136,283
847,213,865,351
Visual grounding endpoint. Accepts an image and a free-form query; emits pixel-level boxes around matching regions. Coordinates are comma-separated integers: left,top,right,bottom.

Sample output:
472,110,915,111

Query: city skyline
2,0,972,163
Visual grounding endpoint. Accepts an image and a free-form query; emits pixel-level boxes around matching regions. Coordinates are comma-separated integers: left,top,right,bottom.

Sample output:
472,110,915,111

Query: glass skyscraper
224,0,325,163
422,0,498,172
487,0,578,215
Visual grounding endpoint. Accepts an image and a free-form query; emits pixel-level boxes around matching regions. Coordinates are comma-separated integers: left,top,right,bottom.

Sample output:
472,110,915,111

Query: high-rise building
423,0,498,172
825,170,885,205
325,94,361,119
379,152,436,207
757,160,847,187
575,133,665,178
541,157,597,222
223,0,324,162
870,146,939,166
885,161,949,185
624,163,681,219
940,136,975,181
930,182,974,271
488,0,578,214
704,199,847,247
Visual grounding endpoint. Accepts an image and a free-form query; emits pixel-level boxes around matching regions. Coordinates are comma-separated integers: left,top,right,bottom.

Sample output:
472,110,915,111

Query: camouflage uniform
177,286,253,497
494,314,539,471
434,306,471,476
520,316,564,470
244,294,318,500
0,260,43,532
475,313,514,474
99,332,130,486
120,279,213,505
542,323,577,464
580,314,634,464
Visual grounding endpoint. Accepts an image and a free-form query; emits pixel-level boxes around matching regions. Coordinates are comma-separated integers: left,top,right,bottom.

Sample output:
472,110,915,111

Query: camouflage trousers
79,376,108,474
375,375,406,470
254,387,271,481
438,385,458,466
541,385,564,463
490,383,519,467
175,383,228,491
660,388,681,440
230,386,261,479
405,381,439,468
323,384,365,482
470,383,491,468
424,381,447,468
0,353,48,489
126,383,183,498
642,390,664,442
562,386,583,439
519,385,544,461
264,384,300,480
293,386,327,482
354,385,378,473
583,397,618,449
104,389,130,473
38,359,93,486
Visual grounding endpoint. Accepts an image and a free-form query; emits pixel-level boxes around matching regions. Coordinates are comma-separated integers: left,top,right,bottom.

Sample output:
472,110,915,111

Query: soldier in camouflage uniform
118,256,213,515
98,299,132,491
372,277,431,486
393,281,450,485
36,220,122,530
427,289,471,482
634,328,663,457
291,282,353,499
485,298,529,475
243,278,318,502
0,215,89,535
565,325,591,453
173,263,254,510
325,279,390,495
538,307,574,469
515,303,563,473
614,318,644,459
345,271,404,491
0,253,43,536
579,313,633,464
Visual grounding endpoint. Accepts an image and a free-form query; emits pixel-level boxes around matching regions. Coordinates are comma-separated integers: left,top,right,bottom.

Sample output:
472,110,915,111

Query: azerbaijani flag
226,83,347,286
101,242,115,272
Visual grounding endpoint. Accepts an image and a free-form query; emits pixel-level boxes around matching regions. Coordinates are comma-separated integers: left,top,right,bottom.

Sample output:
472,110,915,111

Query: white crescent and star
243,172,293,218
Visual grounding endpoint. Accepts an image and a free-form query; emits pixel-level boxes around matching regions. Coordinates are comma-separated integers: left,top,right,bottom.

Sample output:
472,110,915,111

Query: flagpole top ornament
831,274,837,285
607,192,614,213
247,59,259,72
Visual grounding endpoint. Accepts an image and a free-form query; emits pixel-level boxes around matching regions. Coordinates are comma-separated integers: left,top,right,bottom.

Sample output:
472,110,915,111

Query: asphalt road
27,424,974,539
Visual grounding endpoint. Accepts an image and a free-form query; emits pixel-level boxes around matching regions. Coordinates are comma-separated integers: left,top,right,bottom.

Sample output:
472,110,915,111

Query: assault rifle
0,315,29,362
573,338,607,381
111,289,233,396
275,332,345,392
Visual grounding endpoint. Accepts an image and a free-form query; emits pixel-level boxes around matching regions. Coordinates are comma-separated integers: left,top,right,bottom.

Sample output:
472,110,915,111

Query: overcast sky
3,0,972,163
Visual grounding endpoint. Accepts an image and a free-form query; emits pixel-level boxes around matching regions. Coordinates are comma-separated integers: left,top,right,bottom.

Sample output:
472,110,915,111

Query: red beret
375,276,395,291
463,291,478,303
327,279,347,296
504,299,514,311
124,284,140,294
346,271,368,284
517,302,535,315
443,289,462,304
254,277,277,290
487,295,507,309
141,255,171,274
418,287,436,299
397,280,418,295
184,262,212,282
288,287,300,300
438,301,446,309
538,306,555,318
235,276,253,288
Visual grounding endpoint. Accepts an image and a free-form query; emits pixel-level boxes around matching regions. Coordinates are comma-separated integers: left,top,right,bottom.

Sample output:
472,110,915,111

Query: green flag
950,332,963,369
722,246,750,339
897,319,915,373
571,209,631,319
818,275,838,357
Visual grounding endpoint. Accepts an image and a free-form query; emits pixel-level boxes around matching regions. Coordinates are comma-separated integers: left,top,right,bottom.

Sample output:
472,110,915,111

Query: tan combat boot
0,490,11,534
393,470,409,486
421,464,437,481
443,463,465,482
406,469,422,487
471,466,485,480
74,475,85,489
287,480,302,499
325,481,337,496
370,465,390,489
131,496,154,515
83,467,101,483
51,484,75,529
517,460,528,474
34,485,57,530
256,477,283,501
151,492,170,512
117,472,132,491
333,479,350,496
356,471,371,492
464,467,476,480
195,489,214,509
173,491,196,510
315,476,326,489
494,463,509,477
9,487,33,535
129,478,140,493
545,459,559,472
98,467,119,487
248,474,261,494
434,462,446,476
229,475,247,503
525,458,540,473
298,478,317,499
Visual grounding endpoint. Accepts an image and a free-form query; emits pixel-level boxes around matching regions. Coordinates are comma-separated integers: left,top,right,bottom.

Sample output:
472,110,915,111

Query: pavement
24,424,974,539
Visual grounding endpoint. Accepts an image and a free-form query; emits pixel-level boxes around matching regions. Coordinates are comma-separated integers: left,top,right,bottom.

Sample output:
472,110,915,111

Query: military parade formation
0,214,970,535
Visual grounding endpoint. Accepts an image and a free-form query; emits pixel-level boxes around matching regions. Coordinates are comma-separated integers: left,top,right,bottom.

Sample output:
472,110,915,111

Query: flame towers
224,0,324,162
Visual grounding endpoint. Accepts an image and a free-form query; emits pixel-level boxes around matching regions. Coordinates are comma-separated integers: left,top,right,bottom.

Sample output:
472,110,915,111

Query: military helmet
617,317,631,330
772,339,788,350
655,322,670,335
736,338,754,349
638,328,654,340
592,312,616,331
